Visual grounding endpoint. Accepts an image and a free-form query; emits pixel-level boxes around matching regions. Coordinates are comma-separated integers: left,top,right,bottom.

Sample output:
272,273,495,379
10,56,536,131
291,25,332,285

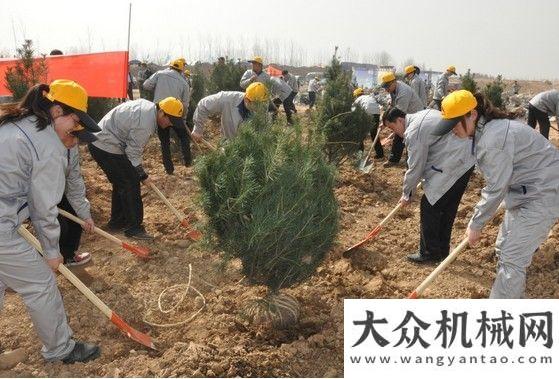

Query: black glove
134,164,148,181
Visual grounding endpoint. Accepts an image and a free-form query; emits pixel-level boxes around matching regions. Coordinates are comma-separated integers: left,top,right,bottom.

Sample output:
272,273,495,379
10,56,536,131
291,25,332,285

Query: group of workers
1,52,558,365
358,64,559,302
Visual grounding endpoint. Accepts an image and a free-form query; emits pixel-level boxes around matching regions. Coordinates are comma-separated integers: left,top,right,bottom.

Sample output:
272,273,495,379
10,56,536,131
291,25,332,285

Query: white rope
143,264,206,328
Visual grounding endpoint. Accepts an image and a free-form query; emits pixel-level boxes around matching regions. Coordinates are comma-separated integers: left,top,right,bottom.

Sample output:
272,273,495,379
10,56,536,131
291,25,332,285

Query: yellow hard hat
46,79,88,112
170,59,185,71
159,97,184,118
158,97,185,128
404,65,416,75
380,72,396,88
446,65,457,75
245,82,268,102
248,56,264,65
184,69,191,77
45,79,101,138
353,88,364,98
432,90,477,136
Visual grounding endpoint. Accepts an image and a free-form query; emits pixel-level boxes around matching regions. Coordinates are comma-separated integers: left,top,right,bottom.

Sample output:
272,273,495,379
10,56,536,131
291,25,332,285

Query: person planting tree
191,82,269,142
382,107,475,263
432,90,559,298
0,80,101,363
89,97,186,240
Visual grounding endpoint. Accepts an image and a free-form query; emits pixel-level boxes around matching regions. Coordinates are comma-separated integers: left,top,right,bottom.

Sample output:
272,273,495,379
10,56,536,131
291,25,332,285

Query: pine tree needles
196,111,339,292
317,54,372,165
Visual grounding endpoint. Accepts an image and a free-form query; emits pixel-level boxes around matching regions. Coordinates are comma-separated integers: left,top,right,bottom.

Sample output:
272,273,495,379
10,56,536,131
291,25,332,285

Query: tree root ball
244,293,300,328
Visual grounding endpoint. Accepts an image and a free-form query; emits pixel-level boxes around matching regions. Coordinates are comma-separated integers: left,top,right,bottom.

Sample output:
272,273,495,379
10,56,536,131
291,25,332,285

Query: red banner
0,51,129,98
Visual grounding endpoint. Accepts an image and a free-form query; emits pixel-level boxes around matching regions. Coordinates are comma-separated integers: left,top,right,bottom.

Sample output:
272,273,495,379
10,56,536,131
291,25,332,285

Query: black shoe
406,252,441,263
105,221,127,232
125,229,154,240
62,341,100,364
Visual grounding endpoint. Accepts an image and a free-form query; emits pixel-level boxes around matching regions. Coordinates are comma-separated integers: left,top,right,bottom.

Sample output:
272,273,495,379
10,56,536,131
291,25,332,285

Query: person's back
433,73,449,101
353,94,380,116
410,75,427,107
391,81,424,114
529,89,559,116
193,91,247,139
269,76,292,101
143,67,189,108
476,118,559,208
92,99,157,162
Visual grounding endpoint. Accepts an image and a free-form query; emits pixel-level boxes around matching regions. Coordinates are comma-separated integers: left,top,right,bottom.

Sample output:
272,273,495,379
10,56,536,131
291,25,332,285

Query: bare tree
374,50,394,66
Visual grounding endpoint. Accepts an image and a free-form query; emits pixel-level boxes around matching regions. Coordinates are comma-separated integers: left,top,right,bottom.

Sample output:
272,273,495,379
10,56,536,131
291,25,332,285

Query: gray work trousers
491,198,559,298
0,230,74,361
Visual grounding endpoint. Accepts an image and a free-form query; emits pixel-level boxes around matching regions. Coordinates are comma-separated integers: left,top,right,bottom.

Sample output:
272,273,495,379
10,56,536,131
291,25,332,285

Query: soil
1,107,558,378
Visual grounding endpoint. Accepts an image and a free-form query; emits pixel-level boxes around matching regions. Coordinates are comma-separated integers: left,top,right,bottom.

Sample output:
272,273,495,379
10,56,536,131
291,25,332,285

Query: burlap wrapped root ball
196,110,339,328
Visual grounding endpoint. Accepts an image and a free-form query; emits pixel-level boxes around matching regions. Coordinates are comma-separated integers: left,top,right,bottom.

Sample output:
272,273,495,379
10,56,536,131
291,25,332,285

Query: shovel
358,126,382,174
18,226,156,350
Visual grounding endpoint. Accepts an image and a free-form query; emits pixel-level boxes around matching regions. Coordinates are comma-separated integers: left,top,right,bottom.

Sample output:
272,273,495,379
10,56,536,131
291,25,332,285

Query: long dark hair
472,92,515,123
0,84,53,130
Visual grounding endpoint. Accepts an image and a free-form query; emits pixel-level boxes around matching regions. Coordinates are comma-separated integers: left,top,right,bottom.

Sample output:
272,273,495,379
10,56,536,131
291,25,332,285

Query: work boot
406,251,442,263
125,228,154,241
62,341,100,364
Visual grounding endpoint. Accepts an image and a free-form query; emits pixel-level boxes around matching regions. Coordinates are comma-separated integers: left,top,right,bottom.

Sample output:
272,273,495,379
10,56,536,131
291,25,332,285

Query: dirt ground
1,106,558,378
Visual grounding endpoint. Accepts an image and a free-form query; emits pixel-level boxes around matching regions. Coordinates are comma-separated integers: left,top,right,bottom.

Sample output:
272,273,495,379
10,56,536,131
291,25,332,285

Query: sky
1,0,558,80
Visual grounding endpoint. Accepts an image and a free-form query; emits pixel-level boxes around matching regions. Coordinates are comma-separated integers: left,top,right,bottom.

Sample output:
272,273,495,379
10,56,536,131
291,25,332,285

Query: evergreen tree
483,75,505,109
5,40,48,100
317,48,371,164
186,65,207,128
196,108,339,327
461,69,478,93
209,58,244,93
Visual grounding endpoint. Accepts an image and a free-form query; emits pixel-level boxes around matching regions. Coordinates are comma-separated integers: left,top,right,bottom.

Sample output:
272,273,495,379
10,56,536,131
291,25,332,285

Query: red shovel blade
407,291,419,299
342,226,382,257
121,242,150,258
180,219,203,241
110,312,156,350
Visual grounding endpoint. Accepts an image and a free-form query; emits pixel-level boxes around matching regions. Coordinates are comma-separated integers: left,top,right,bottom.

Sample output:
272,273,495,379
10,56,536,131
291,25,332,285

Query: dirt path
1,114,558,377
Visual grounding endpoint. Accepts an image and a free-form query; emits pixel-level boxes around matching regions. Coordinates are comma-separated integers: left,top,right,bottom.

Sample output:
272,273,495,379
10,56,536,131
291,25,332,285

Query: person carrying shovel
89,97,185,240
0,80,101,363
432,90,559,298
382,107,475,263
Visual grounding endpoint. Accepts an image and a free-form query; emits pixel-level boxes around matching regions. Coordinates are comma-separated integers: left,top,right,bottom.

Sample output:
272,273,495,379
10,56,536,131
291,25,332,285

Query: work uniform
308,79,320,109
58,147,91,263
192,91,251,140
469,119,559,298
432,72,450,110
89,99,157,237
270,76,296,124
402,109,475,259
239,69,271,90
0,116,75,361
527,89,559,139
239,69,278,117
352,94,383,158
283,73,299,113
409,75,427,108
143,67,191,172
388,81,424,163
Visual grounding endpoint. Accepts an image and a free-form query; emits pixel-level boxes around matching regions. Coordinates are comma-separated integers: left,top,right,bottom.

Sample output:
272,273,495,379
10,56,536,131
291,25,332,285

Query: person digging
89,97,186,240
0,80,101,363
382,106,475,263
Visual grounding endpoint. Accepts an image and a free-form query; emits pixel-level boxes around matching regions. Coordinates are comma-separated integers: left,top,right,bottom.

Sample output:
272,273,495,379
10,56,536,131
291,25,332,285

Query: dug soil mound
1,115,558,378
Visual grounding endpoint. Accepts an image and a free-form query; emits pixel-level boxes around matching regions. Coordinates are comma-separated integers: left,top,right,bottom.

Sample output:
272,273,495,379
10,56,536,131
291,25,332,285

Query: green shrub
4,40,48,101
